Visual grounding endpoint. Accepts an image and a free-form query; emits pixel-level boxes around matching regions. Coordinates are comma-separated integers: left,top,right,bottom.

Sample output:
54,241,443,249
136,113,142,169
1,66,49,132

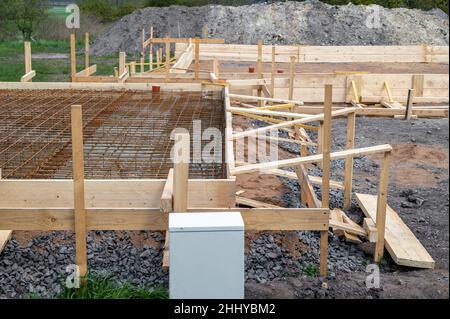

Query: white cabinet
169,212,245,299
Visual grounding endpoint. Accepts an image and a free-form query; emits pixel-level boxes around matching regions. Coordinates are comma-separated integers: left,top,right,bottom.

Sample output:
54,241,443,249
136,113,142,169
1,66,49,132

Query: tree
5,0,48,40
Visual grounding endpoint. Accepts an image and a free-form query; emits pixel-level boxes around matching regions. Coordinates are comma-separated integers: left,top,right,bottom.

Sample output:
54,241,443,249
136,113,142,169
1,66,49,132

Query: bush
79,0,139,22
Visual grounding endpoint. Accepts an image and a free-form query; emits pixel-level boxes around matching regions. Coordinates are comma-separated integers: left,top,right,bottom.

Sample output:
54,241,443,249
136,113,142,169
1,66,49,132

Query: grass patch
0,40,117,81
59,273,168,299
303,264,319,277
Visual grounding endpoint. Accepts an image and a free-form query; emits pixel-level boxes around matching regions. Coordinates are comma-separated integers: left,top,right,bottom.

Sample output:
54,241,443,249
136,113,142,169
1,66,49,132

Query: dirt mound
91,0,449,56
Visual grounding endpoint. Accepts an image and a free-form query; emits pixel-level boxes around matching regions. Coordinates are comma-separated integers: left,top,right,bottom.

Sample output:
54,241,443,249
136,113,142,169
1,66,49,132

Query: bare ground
242,117,449,299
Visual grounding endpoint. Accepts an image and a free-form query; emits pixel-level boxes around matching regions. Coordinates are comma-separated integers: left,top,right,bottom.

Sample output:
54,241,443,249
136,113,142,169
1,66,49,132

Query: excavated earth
90,0,449,56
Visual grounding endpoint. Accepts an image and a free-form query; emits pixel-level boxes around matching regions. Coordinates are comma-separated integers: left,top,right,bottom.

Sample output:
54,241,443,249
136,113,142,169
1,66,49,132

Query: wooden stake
85,32,89,69
24,41,32,74
173,132,190,212
213,58,219,79
343,111,356,209
165,36,171,80
319,85,332,277
270,45,276,98
374,151,391,262
405,89,414,120
257,40,263,106
156,48,160,68
119,52,126,75
141,28,145,72
194,38,200,80
70,33,76,81
289,56,296,101
202,23,209,38
149,26,154,71
71,105,87,278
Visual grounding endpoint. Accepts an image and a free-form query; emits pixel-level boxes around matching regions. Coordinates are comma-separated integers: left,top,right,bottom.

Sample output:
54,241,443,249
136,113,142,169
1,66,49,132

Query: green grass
59,273,168,299
303,264,319,277
0,40,118,82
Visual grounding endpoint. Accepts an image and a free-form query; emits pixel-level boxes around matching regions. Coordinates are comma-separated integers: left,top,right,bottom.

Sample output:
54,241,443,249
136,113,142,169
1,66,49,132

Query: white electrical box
169,212,245,299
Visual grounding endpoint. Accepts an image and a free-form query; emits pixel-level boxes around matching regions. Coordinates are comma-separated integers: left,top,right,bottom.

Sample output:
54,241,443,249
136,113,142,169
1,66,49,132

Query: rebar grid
0,89,225,179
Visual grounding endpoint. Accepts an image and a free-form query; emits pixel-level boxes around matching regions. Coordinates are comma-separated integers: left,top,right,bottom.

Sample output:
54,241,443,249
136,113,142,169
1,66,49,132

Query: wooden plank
412,74,424,97
194,38,200,80
160,169,174,213
236,196,281,209
231,144,392,175
24,41,32,75
0,208,328,232
173,132,190,212
363,218,378,243
165,36,171,80
356,193,435,269
288,56,296,101
71,105,88,277
228,106,309,119
343,111,356,209
70,33,76,81
75,64,97,77
0,179,235,209
228,93,304,105
230,108,355,140
257,39,263,105
85,32,89,69
322,85,332,208
151,38,224,44
0,230,12,253
20,70,36,83
270,45,276,97
405,89,414,120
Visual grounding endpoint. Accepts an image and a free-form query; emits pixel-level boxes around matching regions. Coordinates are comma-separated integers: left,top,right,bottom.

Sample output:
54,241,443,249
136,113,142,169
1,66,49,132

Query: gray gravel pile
245,232,369,284
0,231,167,298
91,0,449,56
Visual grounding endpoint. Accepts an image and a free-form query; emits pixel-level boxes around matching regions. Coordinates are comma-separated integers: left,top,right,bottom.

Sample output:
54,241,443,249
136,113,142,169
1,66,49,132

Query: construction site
0,2,449,300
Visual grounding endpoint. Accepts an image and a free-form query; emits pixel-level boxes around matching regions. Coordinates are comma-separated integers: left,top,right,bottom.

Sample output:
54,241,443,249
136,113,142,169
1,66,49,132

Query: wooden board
0,179,235,209
0,208,328,232
0,230,12,253
355,193,435,269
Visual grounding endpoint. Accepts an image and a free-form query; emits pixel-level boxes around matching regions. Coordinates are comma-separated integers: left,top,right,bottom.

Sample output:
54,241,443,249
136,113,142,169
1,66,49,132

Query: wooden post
288,56,296,101
141,28,145,73
119,52,126,75
85,32,89,70
213,58,219,78
374,151,391,262
130,62,136,75
405,89,414,120
156,48,161,68
24,41,32,75
165,36,171,80
71,105,87,278
270,45,276,98
70,33,76,81
173,132,190,212
343,111,356,209
149,26,154,71
194,38,200,80
319,85,332,277
202,23,209,38
257,39,263,106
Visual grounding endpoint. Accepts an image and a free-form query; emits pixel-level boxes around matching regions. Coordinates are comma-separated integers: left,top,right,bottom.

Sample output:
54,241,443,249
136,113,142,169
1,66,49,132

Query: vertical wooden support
288,56,296,101
213,58,219,78
374,151,391,262
411,75,424,97
319,85,332,277
165,36,171,80
70,33,76,81
85,32,89,70
384,81,394,103
270,45,276,98
194,38,200,80
343,111,356,209
351,80,360,103
141,28,145,73
156,49,161,68
173,132,190,212
202,23,209,38
24,41,32,75
405,89,414,120
119,52,126,75
257,40,263,106
71,105,87,278
130,62,136,75
149,26,154,71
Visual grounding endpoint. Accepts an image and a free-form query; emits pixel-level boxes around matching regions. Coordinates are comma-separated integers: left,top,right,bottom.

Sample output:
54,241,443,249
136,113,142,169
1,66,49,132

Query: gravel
91,0,449,56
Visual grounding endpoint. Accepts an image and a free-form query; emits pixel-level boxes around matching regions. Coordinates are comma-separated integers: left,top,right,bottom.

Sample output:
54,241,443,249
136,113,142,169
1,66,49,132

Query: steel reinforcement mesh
0,89,225,179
